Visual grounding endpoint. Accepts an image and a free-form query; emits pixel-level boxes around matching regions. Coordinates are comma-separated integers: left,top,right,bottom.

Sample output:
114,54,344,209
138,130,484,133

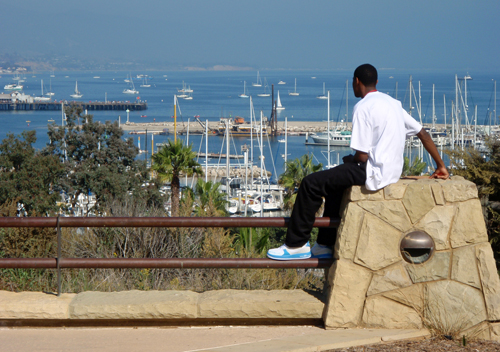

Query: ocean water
1,69,498,179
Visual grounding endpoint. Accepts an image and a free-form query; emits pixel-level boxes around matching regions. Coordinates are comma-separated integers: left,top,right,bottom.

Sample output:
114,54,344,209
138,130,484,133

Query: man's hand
430,165,449,179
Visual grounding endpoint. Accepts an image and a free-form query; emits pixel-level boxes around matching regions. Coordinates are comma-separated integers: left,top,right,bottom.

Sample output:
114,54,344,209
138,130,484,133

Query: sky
2,0,499,71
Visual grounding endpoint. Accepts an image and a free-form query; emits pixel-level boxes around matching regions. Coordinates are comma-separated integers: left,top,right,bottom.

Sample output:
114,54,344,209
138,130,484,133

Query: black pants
285,161,367,247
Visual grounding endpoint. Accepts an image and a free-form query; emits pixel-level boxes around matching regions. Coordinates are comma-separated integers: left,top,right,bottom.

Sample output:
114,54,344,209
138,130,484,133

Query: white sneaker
267,242,311,260
311,243,333,259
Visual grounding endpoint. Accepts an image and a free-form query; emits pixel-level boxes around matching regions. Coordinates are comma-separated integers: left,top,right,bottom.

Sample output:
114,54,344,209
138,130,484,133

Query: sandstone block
450,199,488,248
451,245,481,289
0,291,75,319
402,182,435,224
442,179,478,202
476,243,500,321
405,251,450,283
197,289,323,319
69,290,199,319
334,203,364,260
424,281,487,332
346,185,384,202
416,205,455,250
383,284,424,312
384,181,410,200
490,322,500,343
357,200,412,232
362,295,422,329
367,262,413,296
431,183,445,205
323,259,372,328
354,213,402,271
460,322,491,341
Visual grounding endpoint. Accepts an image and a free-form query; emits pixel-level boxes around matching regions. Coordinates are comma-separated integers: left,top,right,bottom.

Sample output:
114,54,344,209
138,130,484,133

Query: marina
0,100,147,111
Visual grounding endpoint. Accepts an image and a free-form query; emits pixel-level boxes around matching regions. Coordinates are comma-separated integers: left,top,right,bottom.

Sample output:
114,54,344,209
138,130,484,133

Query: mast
173,95,177,143
327,90,331,168
432,84,435,130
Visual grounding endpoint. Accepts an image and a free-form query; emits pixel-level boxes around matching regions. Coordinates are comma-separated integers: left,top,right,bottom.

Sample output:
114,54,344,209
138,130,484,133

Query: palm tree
279,154,323,211
193,179,227,216
151,139,203,216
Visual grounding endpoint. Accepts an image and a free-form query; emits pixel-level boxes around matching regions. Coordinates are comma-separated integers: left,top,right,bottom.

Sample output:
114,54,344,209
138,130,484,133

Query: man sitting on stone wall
267,63,450,260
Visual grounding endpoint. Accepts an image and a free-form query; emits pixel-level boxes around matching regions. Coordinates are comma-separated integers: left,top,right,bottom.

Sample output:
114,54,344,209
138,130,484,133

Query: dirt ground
330,337,500,351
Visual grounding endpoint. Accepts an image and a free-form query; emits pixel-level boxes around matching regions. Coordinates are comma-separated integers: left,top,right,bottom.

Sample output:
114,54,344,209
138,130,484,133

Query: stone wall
323,177,500,340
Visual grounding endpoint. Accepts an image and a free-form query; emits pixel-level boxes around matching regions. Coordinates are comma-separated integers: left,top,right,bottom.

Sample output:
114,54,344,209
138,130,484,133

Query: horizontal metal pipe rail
0,216,339,295
0,217,339,228
0,258,334,269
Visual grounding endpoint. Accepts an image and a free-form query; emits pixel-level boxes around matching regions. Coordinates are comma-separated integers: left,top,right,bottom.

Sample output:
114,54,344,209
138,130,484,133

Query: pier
0,101,147,111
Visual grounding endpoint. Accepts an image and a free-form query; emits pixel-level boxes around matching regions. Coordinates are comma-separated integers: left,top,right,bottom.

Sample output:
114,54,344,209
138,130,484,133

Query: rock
442,179,478,202
383,284,424,312
405,251,451,283
0,291,75,319
451,245,481,289
367,262,413,296
357,200,412,232
334,203,365,260
383,180,410,200
415,205,455,250
354,213,402,271
346,186,384,202
323,259,372,328
431,183,445,205
402,182,435,224
476,243,500,321
424,280,487,332
198,290,323,319
69,290,199,319
362,295,422,329
450,199,488,248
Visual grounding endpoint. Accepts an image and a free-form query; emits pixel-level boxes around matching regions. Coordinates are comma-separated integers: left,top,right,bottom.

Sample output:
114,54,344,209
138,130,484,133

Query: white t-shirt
350,91,422,191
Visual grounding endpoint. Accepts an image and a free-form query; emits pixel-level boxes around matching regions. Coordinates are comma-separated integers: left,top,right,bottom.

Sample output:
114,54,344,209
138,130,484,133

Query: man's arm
416,129,449,179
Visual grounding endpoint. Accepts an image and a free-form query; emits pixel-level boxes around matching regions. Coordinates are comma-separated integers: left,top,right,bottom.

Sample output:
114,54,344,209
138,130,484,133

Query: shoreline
120,120,455,135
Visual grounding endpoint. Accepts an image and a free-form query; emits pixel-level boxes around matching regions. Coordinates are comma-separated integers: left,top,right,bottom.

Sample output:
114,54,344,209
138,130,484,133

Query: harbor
0,100,147,111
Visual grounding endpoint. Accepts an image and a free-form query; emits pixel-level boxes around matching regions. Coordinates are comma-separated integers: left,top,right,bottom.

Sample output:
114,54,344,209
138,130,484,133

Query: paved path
0,326,428,352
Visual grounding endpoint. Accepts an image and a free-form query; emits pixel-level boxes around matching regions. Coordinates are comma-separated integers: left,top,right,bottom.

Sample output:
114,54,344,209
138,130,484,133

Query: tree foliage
0,131,64,215
445,138,500,264
43,105,148,213
278,154,323,211
151,139,203,217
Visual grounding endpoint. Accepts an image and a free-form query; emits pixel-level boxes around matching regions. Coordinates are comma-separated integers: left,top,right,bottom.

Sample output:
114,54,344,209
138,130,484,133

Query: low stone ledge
198,289,324,319
0,291,75,319
69,290,199,319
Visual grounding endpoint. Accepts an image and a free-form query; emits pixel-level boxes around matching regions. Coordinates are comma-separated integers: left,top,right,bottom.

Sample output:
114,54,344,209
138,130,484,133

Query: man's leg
285,162,366,247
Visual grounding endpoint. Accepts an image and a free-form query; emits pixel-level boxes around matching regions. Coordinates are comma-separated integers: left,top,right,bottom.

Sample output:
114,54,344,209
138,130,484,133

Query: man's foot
267,242,311,260
311,243,333,259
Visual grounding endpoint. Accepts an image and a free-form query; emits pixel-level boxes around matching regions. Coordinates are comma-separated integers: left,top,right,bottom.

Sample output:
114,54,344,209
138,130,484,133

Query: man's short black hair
354,64,378,86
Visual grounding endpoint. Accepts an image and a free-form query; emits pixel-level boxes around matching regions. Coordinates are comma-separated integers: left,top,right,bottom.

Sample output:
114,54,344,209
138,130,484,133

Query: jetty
0,101,147,111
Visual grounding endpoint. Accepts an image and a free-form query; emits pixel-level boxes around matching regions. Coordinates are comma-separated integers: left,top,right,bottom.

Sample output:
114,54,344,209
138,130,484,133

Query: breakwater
0,101,147,111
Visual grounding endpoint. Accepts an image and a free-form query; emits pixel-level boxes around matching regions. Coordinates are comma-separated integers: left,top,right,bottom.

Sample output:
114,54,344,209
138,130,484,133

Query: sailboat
140,76,151,88
252,71,262,87
34,79,51,102
45,79,55,96
317,82,328,99
276,91,285,110
70,81,83,98
289,78,299,96
239,81,249,98
123,78,139,94
257,78,270,97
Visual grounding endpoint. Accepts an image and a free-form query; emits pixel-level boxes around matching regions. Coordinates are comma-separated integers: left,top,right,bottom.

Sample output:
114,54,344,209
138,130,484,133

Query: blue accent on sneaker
266,242,311,261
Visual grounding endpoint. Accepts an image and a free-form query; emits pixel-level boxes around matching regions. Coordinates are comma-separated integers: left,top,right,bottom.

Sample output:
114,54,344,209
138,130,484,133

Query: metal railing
0,216,339,295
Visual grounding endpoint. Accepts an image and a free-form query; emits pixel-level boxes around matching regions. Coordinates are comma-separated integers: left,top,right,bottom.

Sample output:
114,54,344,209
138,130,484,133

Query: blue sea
1,69,498,179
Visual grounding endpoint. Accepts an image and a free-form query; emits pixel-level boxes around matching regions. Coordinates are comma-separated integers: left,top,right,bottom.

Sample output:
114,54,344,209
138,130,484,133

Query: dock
0,101,147,111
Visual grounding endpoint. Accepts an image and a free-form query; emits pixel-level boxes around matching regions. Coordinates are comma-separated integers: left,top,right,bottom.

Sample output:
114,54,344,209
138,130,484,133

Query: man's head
352,64,378,98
